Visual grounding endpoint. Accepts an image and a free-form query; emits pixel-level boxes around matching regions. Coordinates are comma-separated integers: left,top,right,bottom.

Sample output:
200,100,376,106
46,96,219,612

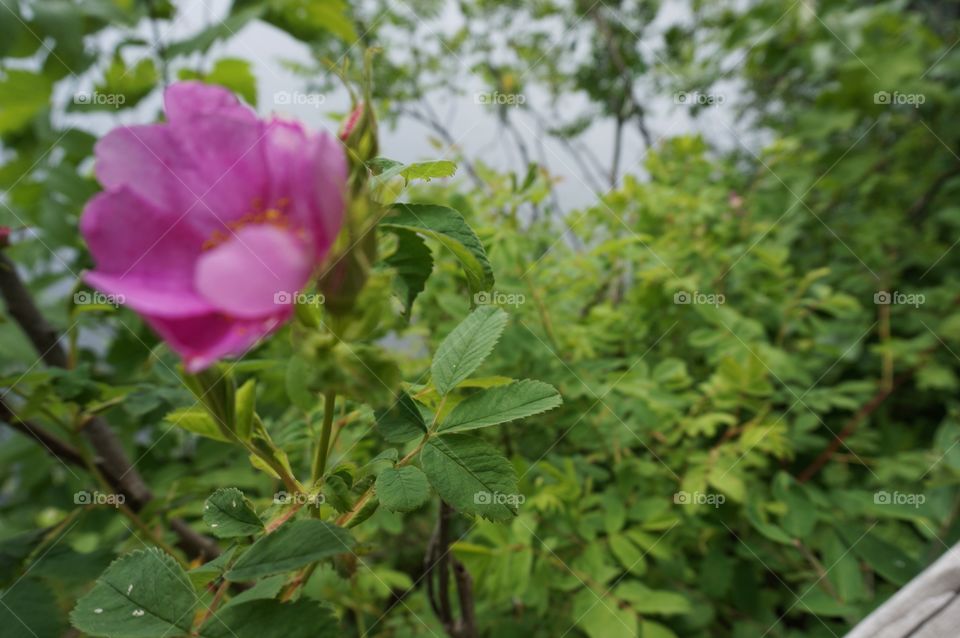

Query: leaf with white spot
70,548,198,637
203,488,263,538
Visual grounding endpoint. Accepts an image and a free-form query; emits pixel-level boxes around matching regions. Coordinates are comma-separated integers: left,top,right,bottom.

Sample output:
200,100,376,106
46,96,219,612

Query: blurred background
2,0,960,637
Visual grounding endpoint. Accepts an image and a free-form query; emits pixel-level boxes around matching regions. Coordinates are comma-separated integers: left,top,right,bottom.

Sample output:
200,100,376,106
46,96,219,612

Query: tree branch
0,248,219,560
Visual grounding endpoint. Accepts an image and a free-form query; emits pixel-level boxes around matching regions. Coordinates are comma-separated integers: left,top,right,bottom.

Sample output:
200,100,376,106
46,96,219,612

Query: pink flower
81,82,347,372
0,226,9,248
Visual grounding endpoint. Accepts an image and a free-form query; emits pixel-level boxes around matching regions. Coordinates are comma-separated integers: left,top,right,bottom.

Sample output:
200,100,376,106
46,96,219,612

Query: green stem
312,391,337,483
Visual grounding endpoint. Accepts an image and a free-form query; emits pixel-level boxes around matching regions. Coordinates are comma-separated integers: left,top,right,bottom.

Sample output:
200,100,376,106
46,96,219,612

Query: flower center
202,198,302,251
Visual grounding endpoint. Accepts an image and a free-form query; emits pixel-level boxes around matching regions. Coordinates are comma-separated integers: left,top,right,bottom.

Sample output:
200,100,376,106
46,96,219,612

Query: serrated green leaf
382,203,494,298
432,306,508,396
420,434,519,520
384,229,433,315
374,390,427,443
226,520,354,581
70,548,197,637
440,379,561,432
376,466,432,513
203,488,263,538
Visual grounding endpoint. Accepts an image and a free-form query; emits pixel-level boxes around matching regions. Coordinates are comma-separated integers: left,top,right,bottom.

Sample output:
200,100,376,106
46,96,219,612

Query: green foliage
2,0,960,636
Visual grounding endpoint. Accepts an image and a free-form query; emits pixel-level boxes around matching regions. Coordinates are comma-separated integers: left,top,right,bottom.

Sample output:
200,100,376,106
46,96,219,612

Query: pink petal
263,118,346,256
169,113,270,238
194,225,314,319
95,125,196,213
143,312,285,373
164,81,256,125
81,188,213,318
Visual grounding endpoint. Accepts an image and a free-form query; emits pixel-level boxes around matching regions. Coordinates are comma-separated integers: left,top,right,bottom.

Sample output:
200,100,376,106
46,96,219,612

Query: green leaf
203,488,263,538
616,582,692,615
384,229,433,316
420,434,519,520
1,578,65,638
70,548,198,637
376,466,432,513
840,526,919,586
226,520,354,581
0,70,52,134
374,391,427,443
382,204,494,298
92,56,157,111
440,380,561,432
370,158,458,184
199,599,340,638
180,58,258,106
260,0,357,43
608,535,646,575
572,587,637,638
234,379,256,441
401,160,458,181
432,306,508,396
164,407,231,443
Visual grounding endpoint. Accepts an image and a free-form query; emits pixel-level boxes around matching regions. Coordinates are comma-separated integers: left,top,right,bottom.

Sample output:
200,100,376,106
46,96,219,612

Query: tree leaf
420,434,519,520
374,391,427,443
199,599,339,638
203,488,263,538
440,379,562,432
70,548,198,637
226,520,354,581
376,466,432,513
384,229,433,316
382,204,494,298
431,306,508,396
